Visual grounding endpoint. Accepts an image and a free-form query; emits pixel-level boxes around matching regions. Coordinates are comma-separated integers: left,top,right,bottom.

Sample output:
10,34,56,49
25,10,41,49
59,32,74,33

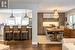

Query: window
68,15,75,29
22,18,29,25
6,18,15,25
72,15,75,23
15,17,21,25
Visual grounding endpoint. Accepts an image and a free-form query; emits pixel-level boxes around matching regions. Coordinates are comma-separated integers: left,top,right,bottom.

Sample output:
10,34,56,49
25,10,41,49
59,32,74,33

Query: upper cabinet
43,13,54,18
42,12,65,26
43,10,59,18
43,13,59,18
43,13,59,27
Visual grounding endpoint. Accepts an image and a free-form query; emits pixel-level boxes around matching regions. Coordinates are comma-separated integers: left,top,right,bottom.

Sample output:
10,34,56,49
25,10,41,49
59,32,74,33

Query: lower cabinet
70,30,75,38
64,28,75,38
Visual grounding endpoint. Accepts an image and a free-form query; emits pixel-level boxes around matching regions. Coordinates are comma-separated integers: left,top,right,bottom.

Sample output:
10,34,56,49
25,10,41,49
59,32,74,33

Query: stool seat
21,31,28,33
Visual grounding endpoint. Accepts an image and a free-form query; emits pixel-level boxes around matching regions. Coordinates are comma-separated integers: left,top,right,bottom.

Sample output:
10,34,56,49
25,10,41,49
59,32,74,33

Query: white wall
32,9,38,45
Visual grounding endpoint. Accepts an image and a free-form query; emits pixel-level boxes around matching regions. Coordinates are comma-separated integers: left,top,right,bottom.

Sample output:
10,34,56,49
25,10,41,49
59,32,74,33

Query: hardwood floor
33,44,62,50
3,40,62,50
9,44,62,50
2,40,62,50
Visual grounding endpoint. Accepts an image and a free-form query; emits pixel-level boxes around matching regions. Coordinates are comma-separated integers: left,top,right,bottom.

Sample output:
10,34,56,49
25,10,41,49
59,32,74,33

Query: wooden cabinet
64,28,75,38
70,30,75,38
48,44,62,50
64,28,71,38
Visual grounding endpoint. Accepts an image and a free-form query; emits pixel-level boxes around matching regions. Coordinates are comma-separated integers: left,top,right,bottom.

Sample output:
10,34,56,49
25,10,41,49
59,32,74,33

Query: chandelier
53,9,59,18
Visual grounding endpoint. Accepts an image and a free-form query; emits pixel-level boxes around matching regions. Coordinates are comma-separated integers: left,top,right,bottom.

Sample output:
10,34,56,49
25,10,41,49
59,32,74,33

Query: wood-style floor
33,44,62,50
10,44,62,50
4,40,62,50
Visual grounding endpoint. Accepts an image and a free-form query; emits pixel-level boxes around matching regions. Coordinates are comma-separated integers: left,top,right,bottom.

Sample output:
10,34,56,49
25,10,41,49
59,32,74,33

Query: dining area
46,27,64,42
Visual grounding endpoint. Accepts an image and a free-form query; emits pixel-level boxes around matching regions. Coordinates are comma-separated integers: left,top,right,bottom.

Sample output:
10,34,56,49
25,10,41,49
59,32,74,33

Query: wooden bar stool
21,26,28,40
4,25,13,41
13,26,20,41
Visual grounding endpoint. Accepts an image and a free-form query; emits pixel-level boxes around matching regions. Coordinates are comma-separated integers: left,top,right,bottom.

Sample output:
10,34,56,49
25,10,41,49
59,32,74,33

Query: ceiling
9,0,75,12
0,9,32,13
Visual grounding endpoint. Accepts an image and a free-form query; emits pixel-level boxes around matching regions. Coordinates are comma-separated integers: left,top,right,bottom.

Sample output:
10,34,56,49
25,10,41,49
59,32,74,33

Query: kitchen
0,9,32,45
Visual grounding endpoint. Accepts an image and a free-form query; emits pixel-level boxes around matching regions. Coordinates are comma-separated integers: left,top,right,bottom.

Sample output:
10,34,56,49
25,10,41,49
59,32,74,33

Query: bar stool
4,26,13,41
13,26,20,41
21,26,28,40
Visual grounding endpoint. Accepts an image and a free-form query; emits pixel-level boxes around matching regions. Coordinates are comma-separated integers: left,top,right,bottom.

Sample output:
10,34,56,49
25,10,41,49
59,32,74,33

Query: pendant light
10,10,14,18
53,9,59,18
24,10,28,18
24,13,28,18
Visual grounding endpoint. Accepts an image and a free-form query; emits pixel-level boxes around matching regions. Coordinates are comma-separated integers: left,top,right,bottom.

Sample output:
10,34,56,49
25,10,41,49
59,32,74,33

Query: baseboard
32,42,38,45
32,42,38,47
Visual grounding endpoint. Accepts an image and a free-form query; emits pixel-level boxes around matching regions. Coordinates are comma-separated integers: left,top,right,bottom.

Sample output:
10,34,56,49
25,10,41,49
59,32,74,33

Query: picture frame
0,0,8,8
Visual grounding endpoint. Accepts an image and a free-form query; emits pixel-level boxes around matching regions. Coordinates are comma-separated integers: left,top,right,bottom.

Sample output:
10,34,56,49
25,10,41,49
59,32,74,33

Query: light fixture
24,13,28,18
53,9,59,18
24,10,28,18
10,10,14,18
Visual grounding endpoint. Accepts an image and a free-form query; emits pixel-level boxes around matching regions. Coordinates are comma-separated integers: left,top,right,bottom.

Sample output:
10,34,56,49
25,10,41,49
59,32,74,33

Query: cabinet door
70,30,75,38
49,44,62,50
64,28,70,38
